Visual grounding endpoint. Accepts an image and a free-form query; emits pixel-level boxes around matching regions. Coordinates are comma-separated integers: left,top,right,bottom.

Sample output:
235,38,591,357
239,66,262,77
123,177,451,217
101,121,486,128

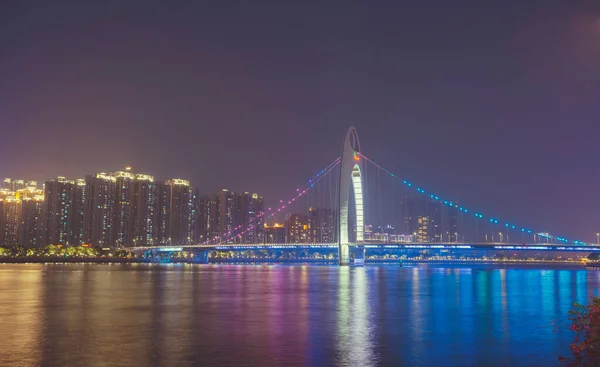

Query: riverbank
0,257,594,268
0,257,144,264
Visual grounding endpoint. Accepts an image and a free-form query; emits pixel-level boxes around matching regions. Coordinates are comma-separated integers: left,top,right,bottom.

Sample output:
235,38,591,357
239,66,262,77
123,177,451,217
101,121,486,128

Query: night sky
1,1,599,240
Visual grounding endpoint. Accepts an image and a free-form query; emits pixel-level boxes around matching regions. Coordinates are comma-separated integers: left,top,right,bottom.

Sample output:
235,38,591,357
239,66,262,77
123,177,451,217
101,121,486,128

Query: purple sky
1,1,599,240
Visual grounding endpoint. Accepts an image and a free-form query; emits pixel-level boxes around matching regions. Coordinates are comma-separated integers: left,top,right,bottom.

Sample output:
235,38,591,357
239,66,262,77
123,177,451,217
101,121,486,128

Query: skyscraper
430,202,442,242
130,174,158,246
447,206,459,242
264,223,286,243
286,213,310,243
13,180,25,191
21,196,44,248
197,195,211,243
165,179,197,246
237,192,264,244
1,178,12,190
417,216,430,243
308,207,334,243
404,197,442,242
155,182,170,245
112,171,135,246
83,173,116,247
0,197,21,247
43,177,83,246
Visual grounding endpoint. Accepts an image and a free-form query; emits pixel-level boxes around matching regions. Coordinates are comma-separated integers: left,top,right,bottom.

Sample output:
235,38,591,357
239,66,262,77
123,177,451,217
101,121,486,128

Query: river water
1,263,598,366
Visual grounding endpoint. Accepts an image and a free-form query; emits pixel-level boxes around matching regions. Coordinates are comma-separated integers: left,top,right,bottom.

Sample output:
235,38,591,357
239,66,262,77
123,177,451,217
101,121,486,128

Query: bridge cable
357,153,587,246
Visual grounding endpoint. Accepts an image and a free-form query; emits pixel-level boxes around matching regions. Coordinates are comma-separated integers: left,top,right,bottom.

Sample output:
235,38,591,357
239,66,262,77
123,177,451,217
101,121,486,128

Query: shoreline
0,258,593,267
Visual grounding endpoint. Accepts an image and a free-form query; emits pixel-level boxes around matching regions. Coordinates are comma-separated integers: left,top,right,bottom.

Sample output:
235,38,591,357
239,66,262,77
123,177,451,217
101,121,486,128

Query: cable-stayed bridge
134,126,596,265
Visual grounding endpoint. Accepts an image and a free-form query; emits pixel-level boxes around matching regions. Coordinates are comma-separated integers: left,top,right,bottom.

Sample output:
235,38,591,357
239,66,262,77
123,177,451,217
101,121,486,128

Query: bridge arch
338,126,364,266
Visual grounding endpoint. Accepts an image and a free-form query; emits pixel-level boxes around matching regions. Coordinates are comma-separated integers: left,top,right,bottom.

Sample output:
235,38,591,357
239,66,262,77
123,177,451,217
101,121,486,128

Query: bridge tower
338,126,364,266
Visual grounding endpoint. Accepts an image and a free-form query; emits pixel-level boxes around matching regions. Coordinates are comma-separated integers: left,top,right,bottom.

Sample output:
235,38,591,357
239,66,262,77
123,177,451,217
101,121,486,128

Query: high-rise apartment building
447,206,460,242
43,177,83,246
307,207,334,243
0,197,22,246
1,170,207,249
404,197,442,242
286,213,310,243
217,189,236,243
198,190,265,244
130,174,158,246
155,182,170,245
83,173,116,247
264,223,286,243
165,179,197,246
13,180,25,191
112,171,135,246
417,216,430,243
21,196,44,248
204,189,237,243
197,196,211,243
0,181,45,248
2,178,12,190
430,202,442,242
237,192,264,244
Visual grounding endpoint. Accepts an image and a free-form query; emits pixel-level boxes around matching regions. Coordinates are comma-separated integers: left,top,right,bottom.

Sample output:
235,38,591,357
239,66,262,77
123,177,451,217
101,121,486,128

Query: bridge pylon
338,126,364,266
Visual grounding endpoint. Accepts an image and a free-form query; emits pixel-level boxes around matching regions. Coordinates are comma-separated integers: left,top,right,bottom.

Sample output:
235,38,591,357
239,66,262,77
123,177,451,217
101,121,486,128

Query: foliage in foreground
0,245,133,259
561,297,600,366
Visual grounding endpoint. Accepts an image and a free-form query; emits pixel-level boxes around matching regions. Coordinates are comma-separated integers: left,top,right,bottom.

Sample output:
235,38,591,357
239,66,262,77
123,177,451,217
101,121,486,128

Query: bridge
134,126,596,265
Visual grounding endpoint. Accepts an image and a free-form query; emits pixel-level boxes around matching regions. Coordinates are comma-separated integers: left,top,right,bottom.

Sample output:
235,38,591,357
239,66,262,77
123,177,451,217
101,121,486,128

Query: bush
561,297,600,366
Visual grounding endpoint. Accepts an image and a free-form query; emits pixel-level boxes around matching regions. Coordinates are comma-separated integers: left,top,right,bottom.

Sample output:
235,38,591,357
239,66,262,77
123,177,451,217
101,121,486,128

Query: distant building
21,196,44,248
447,206,459,242
2,178,12,190
404,197,442,242
165,179,197,246
264,223,286,243
430,202,442,242
13,180,25,191
286,213,310,243
0,197,21,247
130,174,158,247
156,183,171,245
1,178,31,192
237,192,264,244
43,177,84,246
417,216,430,243
0,181,45,248
198,190,265,244
197,196,211,243
204,189,236,244
112,171,135,246
83,173,117,247
308,207,334,243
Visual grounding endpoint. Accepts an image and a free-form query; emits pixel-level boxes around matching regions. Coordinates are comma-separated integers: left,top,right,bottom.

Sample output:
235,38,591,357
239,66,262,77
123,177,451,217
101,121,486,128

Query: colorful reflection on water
0,263,598,366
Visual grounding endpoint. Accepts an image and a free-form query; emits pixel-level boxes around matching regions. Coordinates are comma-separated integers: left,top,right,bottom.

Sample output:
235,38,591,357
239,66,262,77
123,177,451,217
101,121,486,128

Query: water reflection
0,264,599,366
0,266,42,367
335,268,377,366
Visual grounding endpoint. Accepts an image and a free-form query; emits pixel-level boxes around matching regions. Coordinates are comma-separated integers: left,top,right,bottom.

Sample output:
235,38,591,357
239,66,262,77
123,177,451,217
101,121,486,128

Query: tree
560,297,600,366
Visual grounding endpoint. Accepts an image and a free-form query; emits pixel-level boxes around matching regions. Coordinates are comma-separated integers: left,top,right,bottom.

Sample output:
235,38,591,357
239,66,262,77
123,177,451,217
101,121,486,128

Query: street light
597,233,599,246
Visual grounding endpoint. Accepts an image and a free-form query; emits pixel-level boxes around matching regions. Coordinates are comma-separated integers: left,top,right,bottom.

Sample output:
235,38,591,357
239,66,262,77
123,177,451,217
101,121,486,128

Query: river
1,263,598,366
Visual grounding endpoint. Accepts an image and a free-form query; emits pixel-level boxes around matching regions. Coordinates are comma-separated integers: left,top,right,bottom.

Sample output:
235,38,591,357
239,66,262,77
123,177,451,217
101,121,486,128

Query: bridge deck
133,243,600,252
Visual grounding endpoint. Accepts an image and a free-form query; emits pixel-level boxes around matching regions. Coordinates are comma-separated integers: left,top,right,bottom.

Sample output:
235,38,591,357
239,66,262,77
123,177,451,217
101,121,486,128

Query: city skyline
1,1,600,241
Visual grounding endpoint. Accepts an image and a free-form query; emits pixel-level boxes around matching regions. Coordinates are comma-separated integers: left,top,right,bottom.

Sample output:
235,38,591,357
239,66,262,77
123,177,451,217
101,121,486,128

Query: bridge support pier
339,244,350,266
351,246,365,266
194,250,210,264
